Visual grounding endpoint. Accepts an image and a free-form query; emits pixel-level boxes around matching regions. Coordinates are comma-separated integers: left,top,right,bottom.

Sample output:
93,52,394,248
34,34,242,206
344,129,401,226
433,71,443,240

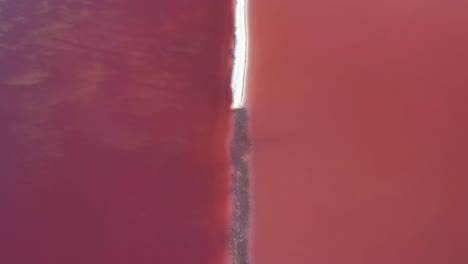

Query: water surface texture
0,1,234,263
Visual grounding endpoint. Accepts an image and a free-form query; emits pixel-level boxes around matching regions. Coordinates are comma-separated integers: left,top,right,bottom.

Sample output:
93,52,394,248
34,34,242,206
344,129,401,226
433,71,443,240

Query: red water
0,1,233,263
248,1,468,263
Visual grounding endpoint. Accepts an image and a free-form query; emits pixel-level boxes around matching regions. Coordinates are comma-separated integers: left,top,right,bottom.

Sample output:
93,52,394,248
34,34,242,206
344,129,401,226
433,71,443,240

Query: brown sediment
248,1,468,264
231,108,251,264
0,1,234,263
